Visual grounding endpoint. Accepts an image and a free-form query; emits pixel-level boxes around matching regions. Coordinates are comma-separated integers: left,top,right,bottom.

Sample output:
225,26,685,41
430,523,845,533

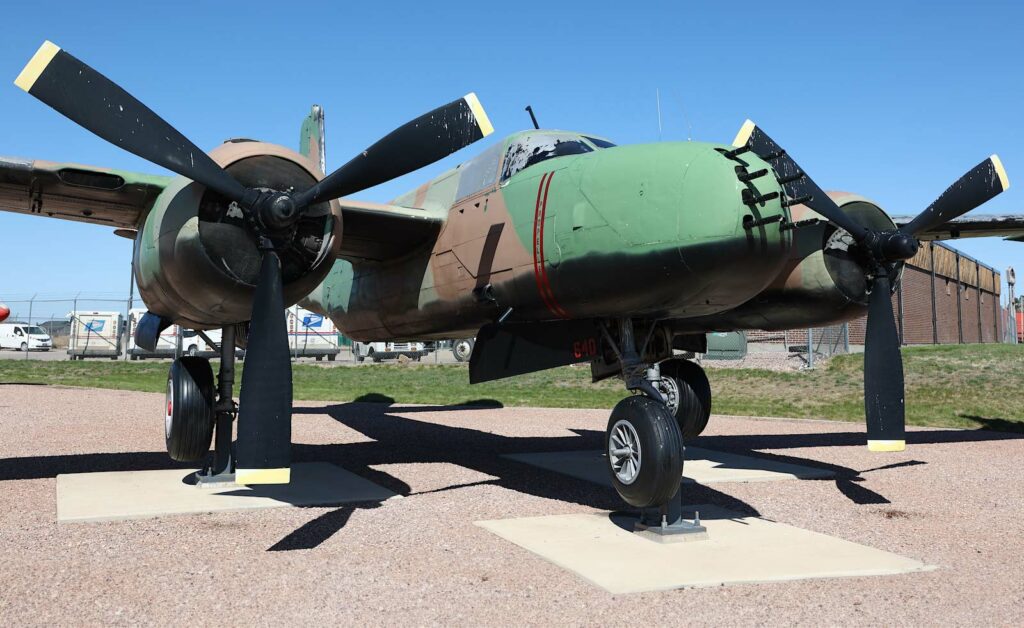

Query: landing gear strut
196,325,237,485
601,319,707,540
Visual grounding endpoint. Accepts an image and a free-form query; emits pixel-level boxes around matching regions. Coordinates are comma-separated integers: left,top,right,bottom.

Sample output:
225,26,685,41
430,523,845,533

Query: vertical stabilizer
299,105,326,174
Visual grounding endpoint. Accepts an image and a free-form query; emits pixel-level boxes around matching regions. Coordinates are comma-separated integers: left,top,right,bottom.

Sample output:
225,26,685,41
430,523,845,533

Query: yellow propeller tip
867,440,906,452
236,467,291,485
463,92,493,138
732,119,756,148
14,40,60,93
991,154,1009,192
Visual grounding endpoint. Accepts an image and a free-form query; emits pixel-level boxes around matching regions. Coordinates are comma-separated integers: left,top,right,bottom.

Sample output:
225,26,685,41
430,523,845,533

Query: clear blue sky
2,1,1022,313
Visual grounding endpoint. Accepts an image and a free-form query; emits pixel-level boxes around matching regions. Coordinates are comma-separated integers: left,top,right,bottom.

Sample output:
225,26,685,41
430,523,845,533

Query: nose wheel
600,319,709,540
605,396,683,508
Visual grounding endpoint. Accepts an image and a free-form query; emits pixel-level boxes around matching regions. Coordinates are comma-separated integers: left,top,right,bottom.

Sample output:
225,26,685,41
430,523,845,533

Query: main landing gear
601,319,711,539
164,326,238,484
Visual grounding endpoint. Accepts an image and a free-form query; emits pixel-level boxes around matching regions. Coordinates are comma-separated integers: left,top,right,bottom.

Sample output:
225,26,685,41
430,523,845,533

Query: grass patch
1,344,1021,432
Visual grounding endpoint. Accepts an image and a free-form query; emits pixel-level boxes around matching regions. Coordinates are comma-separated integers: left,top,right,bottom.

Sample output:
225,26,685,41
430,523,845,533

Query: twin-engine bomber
1,40,1016,512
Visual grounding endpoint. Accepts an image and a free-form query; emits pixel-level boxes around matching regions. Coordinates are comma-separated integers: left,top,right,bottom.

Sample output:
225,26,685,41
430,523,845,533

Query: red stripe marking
533,172,570,319
538,173,570,318
532,173,557,315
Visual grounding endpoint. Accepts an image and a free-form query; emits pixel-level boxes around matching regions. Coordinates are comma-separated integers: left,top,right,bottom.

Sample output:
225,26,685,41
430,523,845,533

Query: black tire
659,358,712,440
370,349,381,363
605,395,684,509
186,344,198,357
165,357,215,462
327,354,336,362
452,338,474,362
20,342,28,352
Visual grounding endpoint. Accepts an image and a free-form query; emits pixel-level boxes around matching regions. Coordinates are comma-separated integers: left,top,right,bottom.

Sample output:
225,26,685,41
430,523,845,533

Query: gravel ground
0,385,1021,625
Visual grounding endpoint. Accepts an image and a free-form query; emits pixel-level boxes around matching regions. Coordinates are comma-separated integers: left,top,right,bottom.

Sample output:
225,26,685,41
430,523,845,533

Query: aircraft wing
0,156,171,230
336,199,443,262
890,214,1024,242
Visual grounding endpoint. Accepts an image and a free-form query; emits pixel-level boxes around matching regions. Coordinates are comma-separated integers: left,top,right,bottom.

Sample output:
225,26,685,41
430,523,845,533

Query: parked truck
127,309,217,359
67,311,122,360
286,306,341,361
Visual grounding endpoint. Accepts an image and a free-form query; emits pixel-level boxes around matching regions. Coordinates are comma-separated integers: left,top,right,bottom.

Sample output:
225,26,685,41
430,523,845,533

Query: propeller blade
899,155,1010,238
293,93,493,208
732,120,869,240
235,249,292,484
14,41,248,203
863,272,906,452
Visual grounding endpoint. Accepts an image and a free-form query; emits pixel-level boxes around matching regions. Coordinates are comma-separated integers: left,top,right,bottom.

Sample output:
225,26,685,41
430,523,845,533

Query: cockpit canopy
453,131,616,201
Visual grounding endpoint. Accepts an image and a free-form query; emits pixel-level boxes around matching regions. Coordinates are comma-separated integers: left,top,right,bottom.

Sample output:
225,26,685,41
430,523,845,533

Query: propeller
16,40,494,482
733,120,1009,452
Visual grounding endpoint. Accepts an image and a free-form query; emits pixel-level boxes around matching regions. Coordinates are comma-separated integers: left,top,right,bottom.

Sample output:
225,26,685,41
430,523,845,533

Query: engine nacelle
134,141,340,329
694,192,900,331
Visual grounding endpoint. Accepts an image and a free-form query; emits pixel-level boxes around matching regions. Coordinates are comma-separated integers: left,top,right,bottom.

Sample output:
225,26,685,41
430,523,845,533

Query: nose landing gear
600,319,709,540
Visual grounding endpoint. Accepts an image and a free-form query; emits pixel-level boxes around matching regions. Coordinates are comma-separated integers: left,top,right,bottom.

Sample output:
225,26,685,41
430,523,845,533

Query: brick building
749,241,1005,346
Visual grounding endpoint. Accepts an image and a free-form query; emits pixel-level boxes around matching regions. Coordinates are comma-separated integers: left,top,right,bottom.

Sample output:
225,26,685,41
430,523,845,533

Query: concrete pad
56,462,395,523
504,446,833,486
477,505,932,593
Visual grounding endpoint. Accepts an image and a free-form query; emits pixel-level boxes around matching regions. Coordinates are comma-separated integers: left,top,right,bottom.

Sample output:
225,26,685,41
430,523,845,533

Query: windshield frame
499,132,595,183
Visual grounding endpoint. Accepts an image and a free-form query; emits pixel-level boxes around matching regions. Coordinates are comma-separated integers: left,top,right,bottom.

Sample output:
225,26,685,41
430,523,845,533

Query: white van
352,341,428,363
0,323,52,351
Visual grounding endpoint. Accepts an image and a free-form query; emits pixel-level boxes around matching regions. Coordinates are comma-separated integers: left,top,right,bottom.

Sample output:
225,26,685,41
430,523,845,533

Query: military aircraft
2,41,1015,513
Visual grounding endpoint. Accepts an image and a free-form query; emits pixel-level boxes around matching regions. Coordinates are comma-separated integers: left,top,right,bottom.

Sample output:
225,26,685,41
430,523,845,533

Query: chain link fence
0,295,466,365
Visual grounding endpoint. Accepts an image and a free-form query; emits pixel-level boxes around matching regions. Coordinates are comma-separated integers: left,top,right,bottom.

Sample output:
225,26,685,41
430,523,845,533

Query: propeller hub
863,230,919,263
256,191,298,232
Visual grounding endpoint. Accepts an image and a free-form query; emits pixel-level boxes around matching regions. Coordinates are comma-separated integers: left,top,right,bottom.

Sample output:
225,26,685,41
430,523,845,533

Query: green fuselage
304,132,803,341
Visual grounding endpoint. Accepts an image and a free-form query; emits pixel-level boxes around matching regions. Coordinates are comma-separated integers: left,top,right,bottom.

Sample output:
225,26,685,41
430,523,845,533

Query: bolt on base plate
633,514,709,544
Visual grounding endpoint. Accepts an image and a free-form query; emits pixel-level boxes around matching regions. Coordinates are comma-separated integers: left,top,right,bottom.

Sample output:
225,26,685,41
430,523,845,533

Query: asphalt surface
0,385,1021,625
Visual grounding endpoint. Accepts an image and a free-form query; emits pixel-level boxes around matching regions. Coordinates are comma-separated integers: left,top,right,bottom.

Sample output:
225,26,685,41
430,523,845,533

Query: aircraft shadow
3,401,1018,551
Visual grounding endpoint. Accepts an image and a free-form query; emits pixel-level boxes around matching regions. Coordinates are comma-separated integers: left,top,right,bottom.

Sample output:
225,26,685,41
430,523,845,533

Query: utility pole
1007,267,1017,344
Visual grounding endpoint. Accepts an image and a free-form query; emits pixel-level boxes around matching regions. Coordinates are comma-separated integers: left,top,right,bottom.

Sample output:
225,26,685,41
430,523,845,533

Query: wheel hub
654,374,680,415
609,419,642,485
164,380,173,440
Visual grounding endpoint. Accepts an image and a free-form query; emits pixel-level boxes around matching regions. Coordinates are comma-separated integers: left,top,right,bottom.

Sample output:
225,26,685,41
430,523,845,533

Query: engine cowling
134,141,341,329
693,192,901,331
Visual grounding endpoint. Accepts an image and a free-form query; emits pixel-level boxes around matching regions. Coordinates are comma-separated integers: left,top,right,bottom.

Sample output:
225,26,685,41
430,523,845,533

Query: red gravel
0,385,1021,625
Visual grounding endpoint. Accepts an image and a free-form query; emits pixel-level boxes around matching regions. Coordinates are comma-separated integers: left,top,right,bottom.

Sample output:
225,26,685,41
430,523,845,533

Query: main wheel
657,358,712,440
452,338,474,362
605,395,684,509
165,357,215,462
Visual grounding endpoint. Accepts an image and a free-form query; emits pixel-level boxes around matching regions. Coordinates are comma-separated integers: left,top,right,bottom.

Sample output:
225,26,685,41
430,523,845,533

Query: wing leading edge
891,214,1024,242
0,156,170,229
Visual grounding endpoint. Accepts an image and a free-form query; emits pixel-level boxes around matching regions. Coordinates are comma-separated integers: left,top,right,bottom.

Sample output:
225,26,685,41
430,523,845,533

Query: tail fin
299,105,326,174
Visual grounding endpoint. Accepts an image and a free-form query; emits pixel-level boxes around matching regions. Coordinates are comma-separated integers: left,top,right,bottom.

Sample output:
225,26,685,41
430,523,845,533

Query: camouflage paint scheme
301,130,872,342
0,121,966,350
